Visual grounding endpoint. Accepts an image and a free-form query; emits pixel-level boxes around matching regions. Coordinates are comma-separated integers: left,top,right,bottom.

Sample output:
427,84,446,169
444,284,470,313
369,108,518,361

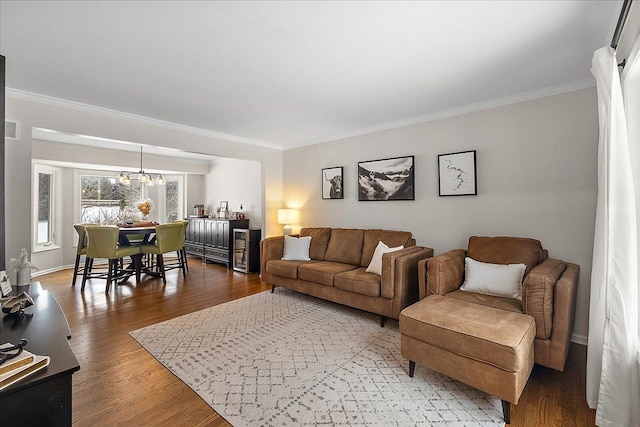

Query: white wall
205,158,263,229
283,88,598,342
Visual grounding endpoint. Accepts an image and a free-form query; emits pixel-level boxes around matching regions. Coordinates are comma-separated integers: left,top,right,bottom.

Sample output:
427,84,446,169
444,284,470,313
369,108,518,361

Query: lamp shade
277,209,300,225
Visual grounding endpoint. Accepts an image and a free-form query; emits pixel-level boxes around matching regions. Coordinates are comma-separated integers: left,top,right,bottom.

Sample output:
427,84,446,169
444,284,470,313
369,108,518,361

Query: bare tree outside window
37,172,52,243
80,176,141,225
165,181,179,222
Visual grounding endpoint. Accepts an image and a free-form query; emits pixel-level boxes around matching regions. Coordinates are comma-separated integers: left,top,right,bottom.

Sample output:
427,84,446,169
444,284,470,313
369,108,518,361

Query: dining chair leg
81,257,91,292
178,250,187,277
158,254,166,284
72,255,81,286
106,259,114,293
135,255,141,285
182,248,189,271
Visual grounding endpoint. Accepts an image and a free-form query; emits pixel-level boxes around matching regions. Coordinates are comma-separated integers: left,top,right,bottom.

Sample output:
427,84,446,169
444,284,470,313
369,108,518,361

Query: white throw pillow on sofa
365,241,404,275
281,235,312,261
461,257,526,300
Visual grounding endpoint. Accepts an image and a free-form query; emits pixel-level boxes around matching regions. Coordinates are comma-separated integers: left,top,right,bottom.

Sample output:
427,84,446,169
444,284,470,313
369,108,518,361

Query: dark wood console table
0,282,80,426
184,218,249,268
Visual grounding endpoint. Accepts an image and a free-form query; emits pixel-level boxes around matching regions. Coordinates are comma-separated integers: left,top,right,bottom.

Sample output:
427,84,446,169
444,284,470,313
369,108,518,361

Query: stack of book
0,343,50,391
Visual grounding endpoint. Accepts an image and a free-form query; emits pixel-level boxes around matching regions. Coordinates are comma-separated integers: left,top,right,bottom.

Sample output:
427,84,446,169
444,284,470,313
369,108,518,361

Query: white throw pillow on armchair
281,235,312,261
365,241,404,275
461,257,526,300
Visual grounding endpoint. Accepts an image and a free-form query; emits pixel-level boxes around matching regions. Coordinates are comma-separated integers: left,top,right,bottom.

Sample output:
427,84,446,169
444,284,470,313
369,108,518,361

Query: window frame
32,163,62,252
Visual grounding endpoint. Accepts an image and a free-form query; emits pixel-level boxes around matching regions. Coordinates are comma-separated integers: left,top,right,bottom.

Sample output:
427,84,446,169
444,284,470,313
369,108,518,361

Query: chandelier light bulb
114,146,166,186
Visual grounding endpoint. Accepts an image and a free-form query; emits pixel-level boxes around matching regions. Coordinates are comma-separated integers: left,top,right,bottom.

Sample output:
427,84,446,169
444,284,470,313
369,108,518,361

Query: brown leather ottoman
399,295,536,424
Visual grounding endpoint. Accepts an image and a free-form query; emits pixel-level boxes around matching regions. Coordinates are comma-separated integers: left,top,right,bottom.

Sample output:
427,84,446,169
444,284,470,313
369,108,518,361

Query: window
76,171,185,225
33,164,61,251
153,175,184,223
79,173,141,224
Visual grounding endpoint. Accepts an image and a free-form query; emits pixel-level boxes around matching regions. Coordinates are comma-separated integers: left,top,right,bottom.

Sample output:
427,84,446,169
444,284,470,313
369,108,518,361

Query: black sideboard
184,218,249,268
0,282,80,426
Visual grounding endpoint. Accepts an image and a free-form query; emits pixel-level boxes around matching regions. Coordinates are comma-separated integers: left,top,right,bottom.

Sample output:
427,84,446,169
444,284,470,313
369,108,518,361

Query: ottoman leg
501,400,510,424
408,361,415,377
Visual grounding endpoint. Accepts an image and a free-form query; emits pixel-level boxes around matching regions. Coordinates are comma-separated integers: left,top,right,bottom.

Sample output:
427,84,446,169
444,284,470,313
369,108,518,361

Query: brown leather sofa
260,227,434,325
418,236,580,371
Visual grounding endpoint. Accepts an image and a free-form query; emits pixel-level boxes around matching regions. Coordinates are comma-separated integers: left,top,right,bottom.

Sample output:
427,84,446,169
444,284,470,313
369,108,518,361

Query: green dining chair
139,223,186,284
82,226,141,293
72,223,92,287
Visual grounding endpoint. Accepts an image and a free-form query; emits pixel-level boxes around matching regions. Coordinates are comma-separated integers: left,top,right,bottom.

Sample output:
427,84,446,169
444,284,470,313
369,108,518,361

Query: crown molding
5,88,283,150
284,78,596,149
7,78,596,152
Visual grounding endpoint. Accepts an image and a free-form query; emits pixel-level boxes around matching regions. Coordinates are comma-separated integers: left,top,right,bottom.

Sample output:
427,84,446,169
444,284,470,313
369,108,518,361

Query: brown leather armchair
418,236,579,371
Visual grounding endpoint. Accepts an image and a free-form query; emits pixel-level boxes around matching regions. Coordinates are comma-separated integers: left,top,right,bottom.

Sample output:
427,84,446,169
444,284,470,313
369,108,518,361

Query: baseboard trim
32,265,72,277
572,333,588,346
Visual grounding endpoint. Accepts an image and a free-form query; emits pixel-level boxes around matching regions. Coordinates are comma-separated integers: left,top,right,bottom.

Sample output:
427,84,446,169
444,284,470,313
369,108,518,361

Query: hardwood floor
34,260,595,426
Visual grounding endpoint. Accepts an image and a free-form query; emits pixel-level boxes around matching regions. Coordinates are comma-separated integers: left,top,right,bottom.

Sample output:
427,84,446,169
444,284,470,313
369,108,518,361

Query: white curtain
587,46,640,427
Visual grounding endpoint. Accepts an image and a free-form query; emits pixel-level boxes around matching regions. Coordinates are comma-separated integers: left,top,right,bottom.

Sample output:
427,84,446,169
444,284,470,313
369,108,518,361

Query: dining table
117,222,160,284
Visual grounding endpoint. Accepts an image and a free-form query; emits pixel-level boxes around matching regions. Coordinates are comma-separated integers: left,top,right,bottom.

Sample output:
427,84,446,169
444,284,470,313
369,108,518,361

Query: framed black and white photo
438,150,477,196
219,201,228,211
358,156,414,201
322,167,344,199
0,270,11,297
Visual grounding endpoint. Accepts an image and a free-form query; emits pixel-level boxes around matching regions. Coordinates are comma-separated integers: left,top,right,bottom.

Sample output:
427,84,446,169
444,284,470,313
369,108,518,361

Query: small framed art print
438,150,477,196
322,167,343,199
0,270,12,297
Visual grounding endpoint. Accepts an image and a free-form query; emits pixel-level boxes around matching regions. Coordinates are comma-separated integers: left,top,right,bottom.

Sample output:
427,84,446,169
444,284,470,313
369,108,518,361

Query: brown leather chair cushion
467,236,543,276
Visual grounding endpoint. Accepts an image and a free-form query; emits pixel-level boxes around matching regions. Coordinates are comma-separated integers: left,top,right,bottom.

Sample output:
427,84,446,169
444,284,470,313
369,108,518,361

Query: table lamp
277,209,300,235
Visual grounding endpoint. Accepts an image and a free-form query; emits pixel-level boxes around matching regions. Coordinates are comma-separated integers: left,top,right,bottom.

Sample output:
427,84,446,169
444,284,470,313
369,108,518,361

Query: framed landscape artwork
358,156,415,201
438,150,477,196
322,167,344,199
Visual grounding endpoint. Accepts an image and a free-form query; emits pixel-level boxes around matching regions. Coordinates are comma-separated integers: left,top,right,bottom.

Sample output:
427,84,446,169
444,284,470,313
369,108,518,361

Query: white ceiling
0,1,622,149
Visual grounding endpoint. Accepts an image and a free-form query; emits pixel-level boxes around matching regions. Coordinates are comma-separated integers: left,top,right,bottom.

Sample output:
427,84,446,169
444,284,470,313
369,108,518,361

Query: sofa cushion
361,229,413,266
324,229,364,266
266,259,317,279
461,257,526,300
300,228,332,260
335,268,381,297
467,236,543,276
298,261,358,286
281,235,311,261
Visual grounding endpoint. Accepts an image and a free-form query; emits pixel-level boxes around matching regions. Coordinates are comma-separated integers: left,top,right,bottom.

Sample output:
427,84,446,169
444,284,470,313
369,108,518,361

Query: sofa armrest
548,262,579,370
382,246,434,317
260,236,284,276
421,249,466,299
522,258,566,339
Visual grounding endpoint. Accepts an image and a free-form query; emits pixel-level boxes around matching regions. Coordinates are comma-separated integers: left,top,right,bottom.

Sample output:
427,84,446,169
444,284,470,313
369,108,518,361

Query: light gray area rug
129,288,504,426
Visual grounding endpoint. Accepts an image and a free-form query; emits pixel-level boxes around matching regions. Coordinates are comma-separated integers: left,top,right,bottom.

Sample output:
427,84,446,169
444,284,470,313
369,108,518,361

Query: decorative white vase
17,269,31,286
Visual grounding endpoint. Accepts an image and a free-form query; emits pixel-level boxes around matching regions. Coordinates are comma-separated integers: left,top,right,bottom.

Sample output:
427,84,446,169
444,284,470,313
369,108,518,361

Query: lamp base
282,225,293,235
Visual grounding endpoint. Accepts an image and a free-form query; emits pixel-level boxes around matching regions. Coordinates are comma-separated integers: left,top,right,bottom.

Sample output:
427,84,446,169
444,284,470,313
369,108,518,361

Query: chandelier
116,146,166,186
